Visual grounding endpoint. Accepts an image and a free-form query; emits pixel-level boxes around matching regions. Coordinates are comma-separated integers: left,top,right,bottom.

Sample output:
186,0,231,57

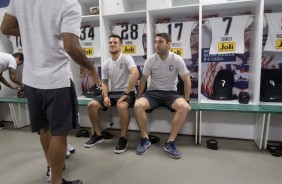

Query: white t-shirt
102,54,136,92
156,21,198,59
207,15,253,54
112,23,146,56
6,0,82,89
0,52,17,73
9,36,23,53
143,52,189,91
264,13,282,52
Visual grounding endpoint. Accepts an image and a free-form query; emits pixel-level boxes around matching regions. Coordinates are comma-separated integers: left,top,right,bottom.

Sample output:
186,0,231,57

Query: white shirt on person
6,0,81,89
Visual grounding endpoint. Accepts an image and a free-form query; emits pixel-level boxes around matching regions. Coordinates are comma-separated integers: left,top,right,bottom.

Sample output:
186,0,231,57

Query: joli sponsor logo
218,42,236,52
122,45,136,54
84,48,94,56
170,48,183,56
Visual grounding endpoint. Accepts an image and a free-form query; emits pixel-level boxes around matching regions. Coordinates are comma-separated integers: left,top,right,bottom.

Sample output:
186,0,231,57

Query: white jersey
143,52,189,91
6,0,81,89
9,36,23,53
112,23,145,56
207,15,253,54
80,26,101,58
156,21,198,59
102,54,136,92
264,13,282,52
0,52,17,73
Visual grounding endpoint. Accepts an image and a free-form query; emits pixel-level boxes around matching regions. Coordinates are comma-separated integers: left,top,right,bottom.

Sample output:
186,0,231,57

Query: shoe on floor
62,179,82,184
0,123,4,130
164,141,181,159
46,165,66,182
66,150,71,158
84,134,104,148
67,144,75,154
114,137,128,154
136,137,151,155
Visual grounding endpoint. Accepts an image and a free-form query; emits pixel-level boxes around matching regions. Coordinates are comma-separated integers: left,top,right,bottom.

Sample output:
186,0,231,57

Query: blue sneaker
136,138,151,155
164,141,181,159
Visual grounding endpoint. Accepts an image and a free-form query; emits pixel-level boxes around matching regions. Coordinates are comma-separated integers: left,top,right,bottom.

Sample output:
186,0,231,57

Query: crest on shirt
169,65,174,71
120,63,124,70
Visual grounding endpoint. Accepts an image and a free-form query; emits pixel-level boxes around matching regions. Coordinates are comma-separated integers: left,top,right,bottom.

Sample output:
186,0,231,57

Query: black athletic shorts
25,80,78,136
142,90,182,112
93,91,136,110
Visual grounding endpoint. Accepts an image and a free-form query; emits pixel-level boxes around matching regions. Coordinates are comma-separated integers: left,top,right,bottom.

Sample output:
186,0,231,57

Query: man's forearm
124,72,139,93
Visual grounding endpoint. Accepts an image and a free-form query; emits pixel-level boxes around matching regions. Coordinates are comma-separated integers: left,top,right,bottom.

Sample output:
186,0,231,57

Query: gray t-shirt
102,54,136,92
6,0,82,89
0,52,17,73
143,52,189,91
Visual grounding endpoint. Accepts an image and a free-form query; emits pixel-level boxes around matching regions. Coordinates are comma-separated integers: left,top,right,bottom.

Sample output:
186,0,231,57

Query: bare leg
49,134,67,184
134,97,151,138
117,102,130,138
39,128,51,167
168,98,190,141
88,100,103,136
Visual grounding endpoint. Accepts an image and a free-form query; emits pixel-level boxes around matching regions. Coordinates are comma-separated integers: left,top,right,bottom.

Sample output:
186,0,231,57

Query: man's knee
117,102,129,111
175,100,191,113
88,100,100,111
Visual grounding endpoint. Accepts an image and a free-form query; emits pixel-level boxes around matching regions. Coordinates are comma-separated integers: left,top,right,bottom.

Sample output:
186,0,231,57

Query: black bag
239,91,250,104
210,69,234,100
260,69,282,102
82,85,102,98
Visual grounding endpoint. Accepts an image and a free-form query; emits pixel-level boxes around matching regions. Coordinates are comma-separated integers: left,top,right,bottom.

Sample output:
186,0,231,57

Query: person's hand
103,96,111,107
117,95,128,105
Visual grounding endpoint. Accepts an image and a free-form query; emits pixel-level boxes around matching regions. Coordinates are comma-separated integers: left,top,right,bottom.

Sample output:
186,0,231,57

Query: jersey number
121,24,138,40
223,17,232,36
168,23,183,41
80,27,95,41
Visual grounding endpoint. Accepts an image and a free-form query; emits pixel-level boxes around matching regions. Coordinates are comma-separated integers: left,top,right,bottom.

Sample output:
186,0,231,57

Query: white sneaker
67,144,75,154
66,150,71,158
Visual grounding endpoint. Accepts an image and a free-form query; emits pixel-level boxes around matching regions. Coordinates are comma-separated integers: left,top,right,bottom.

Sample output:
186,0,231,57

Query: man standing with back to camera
1,0,99,183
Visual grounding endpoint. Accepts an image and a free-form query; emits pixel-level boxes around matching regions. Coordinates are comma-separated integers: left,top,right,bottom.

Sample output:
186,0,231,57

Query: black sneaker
114,137,128,154
0,123,4,130
62,179,82,184
84,134,104,148
46,164,66,182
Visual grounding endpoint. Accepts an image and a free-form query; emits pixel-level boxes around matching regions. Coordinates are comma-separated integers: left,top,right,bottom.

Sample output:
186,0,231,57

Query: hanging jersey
80,26,101,58
155,21,198,59
112,23,145,56
207,15,253,54
264,13,282,52
9,36,23,53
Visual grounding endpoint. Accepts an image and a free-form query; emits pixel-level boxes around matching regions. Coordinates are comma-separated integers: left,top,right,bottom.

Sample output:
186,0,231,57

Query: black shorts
142,90,182,112
93,91,136,110
25,80,78,136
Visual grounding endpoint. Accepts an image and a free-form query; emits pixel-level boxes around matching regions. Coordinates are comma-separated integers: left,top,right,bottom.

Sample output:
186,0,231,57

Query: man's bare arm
9,68,22,86
1,13,20,36
180,73,191,102
124,66,139,93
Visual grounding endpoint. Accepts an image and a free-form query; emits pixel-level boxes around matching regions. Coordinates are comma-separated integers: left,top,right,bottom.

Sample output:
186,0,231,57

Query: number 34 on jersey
80,26,101,58
112,23,146,56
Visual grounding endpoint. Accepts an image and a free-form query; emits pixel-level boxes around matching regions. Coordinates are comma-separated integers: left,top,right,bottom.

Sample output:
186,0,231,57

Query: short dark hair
156,33,171,43
12,52,24,62
109,34,123,44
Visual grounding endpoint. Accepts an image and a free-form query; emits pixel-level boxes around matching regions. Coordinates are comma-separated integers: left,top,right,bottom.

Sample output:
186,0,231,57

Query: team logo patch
275,39,282,49
122,45,136,54
170,48,183,56
83,48,94,56
218,42,236,52
120,63,124,70
169,65,174,72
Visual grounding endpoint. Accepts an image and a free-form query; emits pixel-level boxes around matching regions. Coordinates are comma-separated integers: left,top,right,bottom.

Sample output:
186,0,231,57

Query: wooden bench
198,103,267,149
259,104,282,149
